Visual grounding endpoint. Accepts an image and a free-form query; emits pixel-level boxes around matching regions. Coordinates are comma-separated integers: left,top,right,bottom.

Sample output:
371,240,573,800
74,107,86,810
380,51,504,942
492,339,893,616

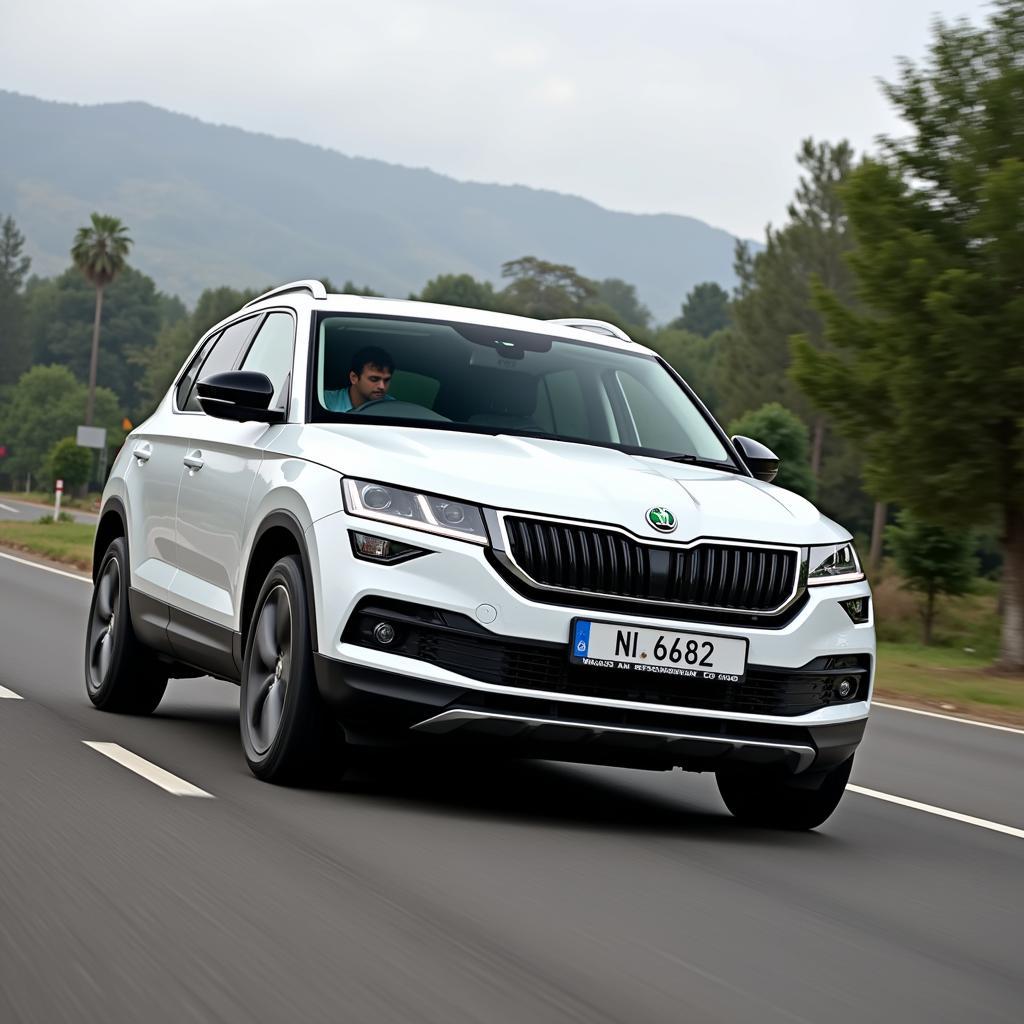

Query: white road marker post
53,479,63,522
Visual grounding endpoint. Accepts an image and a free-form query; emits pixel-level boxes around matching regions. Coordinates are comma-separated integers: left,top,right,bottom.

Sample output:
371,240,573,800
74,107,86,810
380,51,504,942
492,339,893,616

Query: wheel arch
93,497,128,583
241,511,320,655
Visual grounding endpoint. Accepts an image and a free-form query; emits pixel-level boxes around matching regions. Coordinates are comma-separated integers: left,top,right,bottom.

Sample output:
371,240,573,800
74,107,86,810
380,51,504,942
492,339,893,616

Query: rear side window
181,316,260,412
239,312,295,412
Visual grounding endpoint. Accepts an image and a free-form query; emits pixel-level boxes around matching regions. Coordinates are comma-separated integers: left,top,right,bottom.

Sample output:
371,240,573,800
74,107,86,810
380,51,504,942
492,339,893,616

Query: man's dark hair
350,346,394,377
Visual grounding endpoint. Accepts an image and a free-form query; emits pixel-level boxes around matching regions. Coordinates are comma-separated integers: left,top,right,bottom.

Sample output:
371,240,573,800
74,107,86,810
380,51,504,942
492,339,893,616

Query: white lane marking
874,701,1024,736
0,685,24,699
83,742,214,798
0,503,22,514
0,550,91,583
849,784,1024,840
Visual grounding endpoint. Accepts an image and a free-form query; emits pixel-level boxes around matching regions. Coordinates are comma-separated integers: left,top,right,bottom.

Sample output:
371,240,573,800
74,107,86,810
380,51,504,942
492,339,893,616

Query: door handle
132,443,152,463
183,452,205,471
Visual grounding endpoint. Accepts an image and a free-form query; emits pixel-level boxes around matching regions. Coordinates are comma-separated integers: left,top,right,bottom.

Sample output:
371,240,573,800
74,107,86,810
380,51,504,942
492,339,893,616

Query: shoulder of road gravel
1,538,1021,730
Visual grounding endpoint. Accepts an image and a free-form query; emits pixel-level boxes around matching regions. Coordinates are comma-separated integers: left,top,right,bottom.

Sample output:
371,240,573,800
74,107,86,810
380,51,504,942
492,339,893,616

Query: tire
85,536,168,714
240,554,338,783
716,757,854,831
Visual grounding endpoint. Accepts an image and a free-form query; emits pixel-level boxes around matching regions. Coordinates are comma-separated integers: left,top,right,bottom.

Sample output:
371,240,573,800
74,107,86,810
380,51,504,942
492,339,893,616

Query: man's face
349,364,393,406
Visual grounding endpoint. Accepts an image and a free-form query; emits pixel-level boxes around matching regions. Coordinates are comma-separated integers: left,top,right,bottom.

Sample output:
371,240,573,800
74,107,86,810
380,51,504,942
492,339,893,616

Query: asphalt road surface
0,550,1021,1024
0,496,98,524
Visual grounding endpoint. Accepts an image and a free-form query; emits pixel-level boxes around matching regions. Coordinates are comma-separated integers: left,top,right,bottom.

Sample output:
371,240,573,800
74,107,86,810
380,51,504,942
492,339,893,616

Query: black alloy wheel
240,554,338,783
84,536,168,714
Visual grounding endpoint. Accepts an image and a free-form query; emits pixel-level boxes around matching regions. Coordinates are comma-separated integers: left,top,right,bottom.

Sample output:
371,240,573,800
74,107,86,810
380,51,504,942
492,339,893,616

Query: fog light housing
840,597,870,624
836,677,857,700
373,621,396,645
349,531,427,565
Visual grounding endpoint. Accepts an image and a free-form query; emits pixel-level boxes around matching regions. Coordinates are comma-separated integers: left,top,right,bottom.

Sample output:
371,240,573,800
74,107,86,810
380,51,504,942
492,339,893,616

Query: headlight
806,542,864,585
342,478,488,545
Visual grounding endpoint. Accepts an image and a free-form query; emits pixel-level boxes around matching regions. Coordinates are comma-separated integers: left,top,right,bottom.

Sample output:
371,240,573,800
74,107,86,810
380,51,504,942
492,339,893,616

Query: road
0,550,1021,1023
0,496,99,524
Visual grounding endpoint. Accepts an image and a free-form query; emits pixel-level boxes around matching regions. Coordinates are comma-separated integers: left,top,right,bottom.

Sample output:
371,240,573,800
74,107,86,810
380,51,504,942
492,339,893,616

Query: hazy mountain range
0,90,755,322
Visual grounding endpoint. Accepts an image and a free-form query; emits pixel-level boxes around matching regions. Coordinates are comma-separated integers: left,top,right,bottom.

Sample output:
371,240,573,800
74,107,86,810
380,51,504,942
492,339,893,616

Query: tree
26,265,164,415
888,511,977,645
45,437,93,490
673,282,729,337
648,325,724,411
0,365,121,484
723,139,857,478
498,256,597,319
71,213,132,425
0,215,32,384
728,403,816,499
593,278,651,331
417,273,497,310
792,1,1024,669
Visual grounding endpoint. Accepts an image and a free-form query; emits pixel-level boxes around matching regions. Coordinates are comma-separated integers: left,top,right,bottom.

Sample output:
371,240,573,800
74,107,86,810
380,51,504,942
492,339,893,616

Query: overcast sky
3,0,990,240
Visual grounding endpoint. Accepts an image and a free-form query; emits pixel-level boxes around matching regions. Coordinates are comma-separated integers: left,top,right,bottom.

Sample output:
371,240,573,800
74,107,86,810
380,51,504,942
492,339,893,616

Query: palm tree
71,213,132,425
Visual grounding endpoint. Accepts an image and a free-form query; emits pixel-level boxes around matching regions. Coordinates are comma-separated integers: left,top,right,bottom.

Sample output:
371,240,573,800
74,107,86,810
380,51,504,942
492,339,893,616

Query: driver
325,346,395,412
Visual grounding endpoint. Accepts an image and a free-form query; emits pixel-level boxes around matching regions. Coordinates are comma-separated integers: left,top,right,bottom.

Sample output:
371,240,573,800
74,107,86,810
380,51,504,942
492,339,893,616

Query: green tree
26,265,164,414
498,256,597,319
723,139,857,477
648,325,723,411
0,215,32,385
71,213,132,425
0,365,121,484
792,1,1024,669
888,511,977,645
673,282,730,337
593,278,651,331
417,273,497,310
45,437,93,490
728,403,816,499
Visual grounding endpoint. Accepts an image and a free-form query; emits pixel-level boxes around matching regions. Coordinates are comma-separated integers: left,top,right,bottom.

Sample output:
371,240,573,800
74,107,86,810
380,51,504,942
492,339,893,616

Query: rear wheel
240,554,338,783
716,757,854,831
85,536,168,714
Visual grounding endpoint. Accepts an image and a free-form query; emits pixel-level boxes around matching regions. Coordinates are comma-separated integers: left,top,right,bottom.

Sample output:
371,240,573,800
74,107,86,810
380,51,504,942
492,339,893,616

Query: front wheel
240,554,339,784
716,757,854,831
85,536,168,714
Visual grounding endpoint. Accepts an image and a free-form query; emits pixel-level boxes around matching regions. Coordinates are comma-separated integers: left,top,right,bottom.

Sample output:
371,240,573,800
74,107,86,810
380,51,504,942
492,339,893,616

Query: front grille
503,517,799,612
346,601,870,718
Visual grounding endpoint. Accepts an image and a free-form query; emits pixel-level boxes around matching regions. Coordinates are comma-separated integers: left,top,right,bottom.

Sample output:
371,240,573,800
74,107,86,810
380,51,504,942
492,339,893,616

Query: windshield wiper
659,453,742,473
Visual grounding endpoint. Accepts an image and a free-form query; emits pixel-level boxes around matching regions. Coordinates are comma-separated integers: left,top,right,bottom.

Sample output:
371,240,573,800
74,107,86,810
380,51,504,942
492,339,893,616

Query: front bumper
306,510,874,773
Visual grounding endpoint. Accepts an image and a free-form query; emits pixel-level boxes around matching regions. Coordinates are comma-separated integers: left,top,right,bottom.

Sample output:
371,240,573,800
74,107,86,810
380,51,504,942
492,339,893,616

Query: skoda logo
646,507,677,533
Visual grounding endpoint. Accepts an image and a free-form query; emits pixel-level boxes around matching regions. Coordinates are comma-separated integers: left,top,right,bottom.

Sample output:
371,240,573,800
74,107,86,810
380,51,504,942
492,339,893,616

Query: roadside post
54,479,63,521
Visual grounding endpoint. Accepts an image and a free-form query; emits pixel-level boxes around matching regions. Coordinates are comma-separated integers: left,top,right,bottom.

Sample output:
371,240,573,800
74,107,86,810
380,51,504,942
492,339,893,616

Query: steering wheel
351,398,394,414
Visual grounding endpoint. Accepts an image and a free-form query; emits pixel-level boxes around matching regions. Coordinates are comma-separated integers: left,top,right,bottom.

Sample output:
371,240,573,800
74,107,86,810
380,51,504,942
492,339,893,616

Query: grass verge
875,642,1024,726
0,490,102,512
0,520,94,571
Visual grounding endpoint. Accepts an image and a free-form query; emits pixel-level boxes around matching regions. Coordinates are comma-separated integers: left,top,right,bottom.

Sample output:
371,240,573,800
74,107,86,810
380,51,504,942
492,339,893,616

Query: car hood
292,424,849,546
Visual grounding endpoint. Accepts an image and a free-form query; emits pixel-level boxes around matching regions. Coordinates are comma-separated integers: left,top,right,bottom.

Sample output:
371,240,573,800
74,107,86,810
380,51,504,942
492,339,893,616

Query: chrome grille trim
492,511,805,615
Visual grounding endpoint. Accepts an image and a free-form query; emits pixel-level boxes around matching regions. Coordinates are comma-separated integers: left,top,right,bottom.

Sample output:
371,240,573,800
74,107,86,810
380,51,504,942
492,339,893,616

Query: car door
169,310,296,676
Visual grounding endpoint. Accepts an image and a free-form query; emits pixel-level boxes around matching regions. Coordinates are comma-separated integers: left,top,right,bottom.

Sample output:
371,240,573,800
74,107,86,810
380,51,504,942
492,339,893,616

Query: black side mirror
196,371,285,423
731,435,779,483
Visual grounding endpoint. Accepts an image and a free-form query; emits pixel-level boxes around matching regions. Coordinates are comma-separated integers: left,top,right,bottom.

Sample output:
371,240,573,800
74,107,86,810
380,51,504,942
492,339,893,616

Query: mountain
0,91,753,322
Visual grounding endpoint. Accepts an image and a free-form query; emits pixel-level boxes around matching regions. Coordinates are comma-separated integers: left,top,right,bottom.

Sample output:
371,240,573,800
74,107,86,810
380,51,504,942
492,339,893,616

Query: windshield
309,313,734,465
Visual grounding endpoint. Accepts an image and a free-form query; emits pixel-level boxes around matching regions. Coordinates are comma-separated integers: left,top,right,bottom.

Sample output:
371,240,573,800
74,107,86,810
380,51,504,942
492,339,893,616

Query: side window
239,312,295,411
175,331,221,409
183,316,260,412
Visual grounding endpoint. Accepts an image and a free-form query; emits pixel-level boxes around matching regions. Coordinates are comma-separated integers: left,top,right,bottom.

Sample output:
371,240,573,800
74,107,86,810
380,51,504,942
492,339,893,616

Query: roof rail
244,279,328,307
547,318,633,343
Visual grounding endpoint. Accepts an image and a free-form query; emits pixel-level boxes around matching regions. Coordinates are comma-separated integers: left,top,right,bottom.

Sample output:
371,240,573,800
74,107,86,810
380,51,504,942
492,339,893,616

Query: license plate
569,619,747,683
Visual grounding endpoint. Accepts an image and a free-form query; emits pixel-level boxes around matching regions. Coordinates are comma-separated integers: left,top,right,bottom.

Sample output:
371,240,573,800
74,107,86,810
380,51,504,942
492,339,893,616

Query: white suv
86,280,874,829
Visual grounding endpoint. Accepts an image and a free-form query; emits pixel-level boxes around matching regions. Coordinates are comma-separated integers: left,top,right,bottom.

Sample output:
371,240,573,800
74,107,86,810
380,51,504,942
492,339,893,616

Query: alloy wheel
245,584,293,755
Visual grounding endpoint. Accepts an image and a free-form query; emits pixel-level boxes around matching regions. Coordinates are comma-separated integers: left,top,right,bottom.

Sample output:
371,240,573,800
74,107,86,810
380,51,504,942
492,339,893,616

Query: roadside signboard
76,426,107,450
